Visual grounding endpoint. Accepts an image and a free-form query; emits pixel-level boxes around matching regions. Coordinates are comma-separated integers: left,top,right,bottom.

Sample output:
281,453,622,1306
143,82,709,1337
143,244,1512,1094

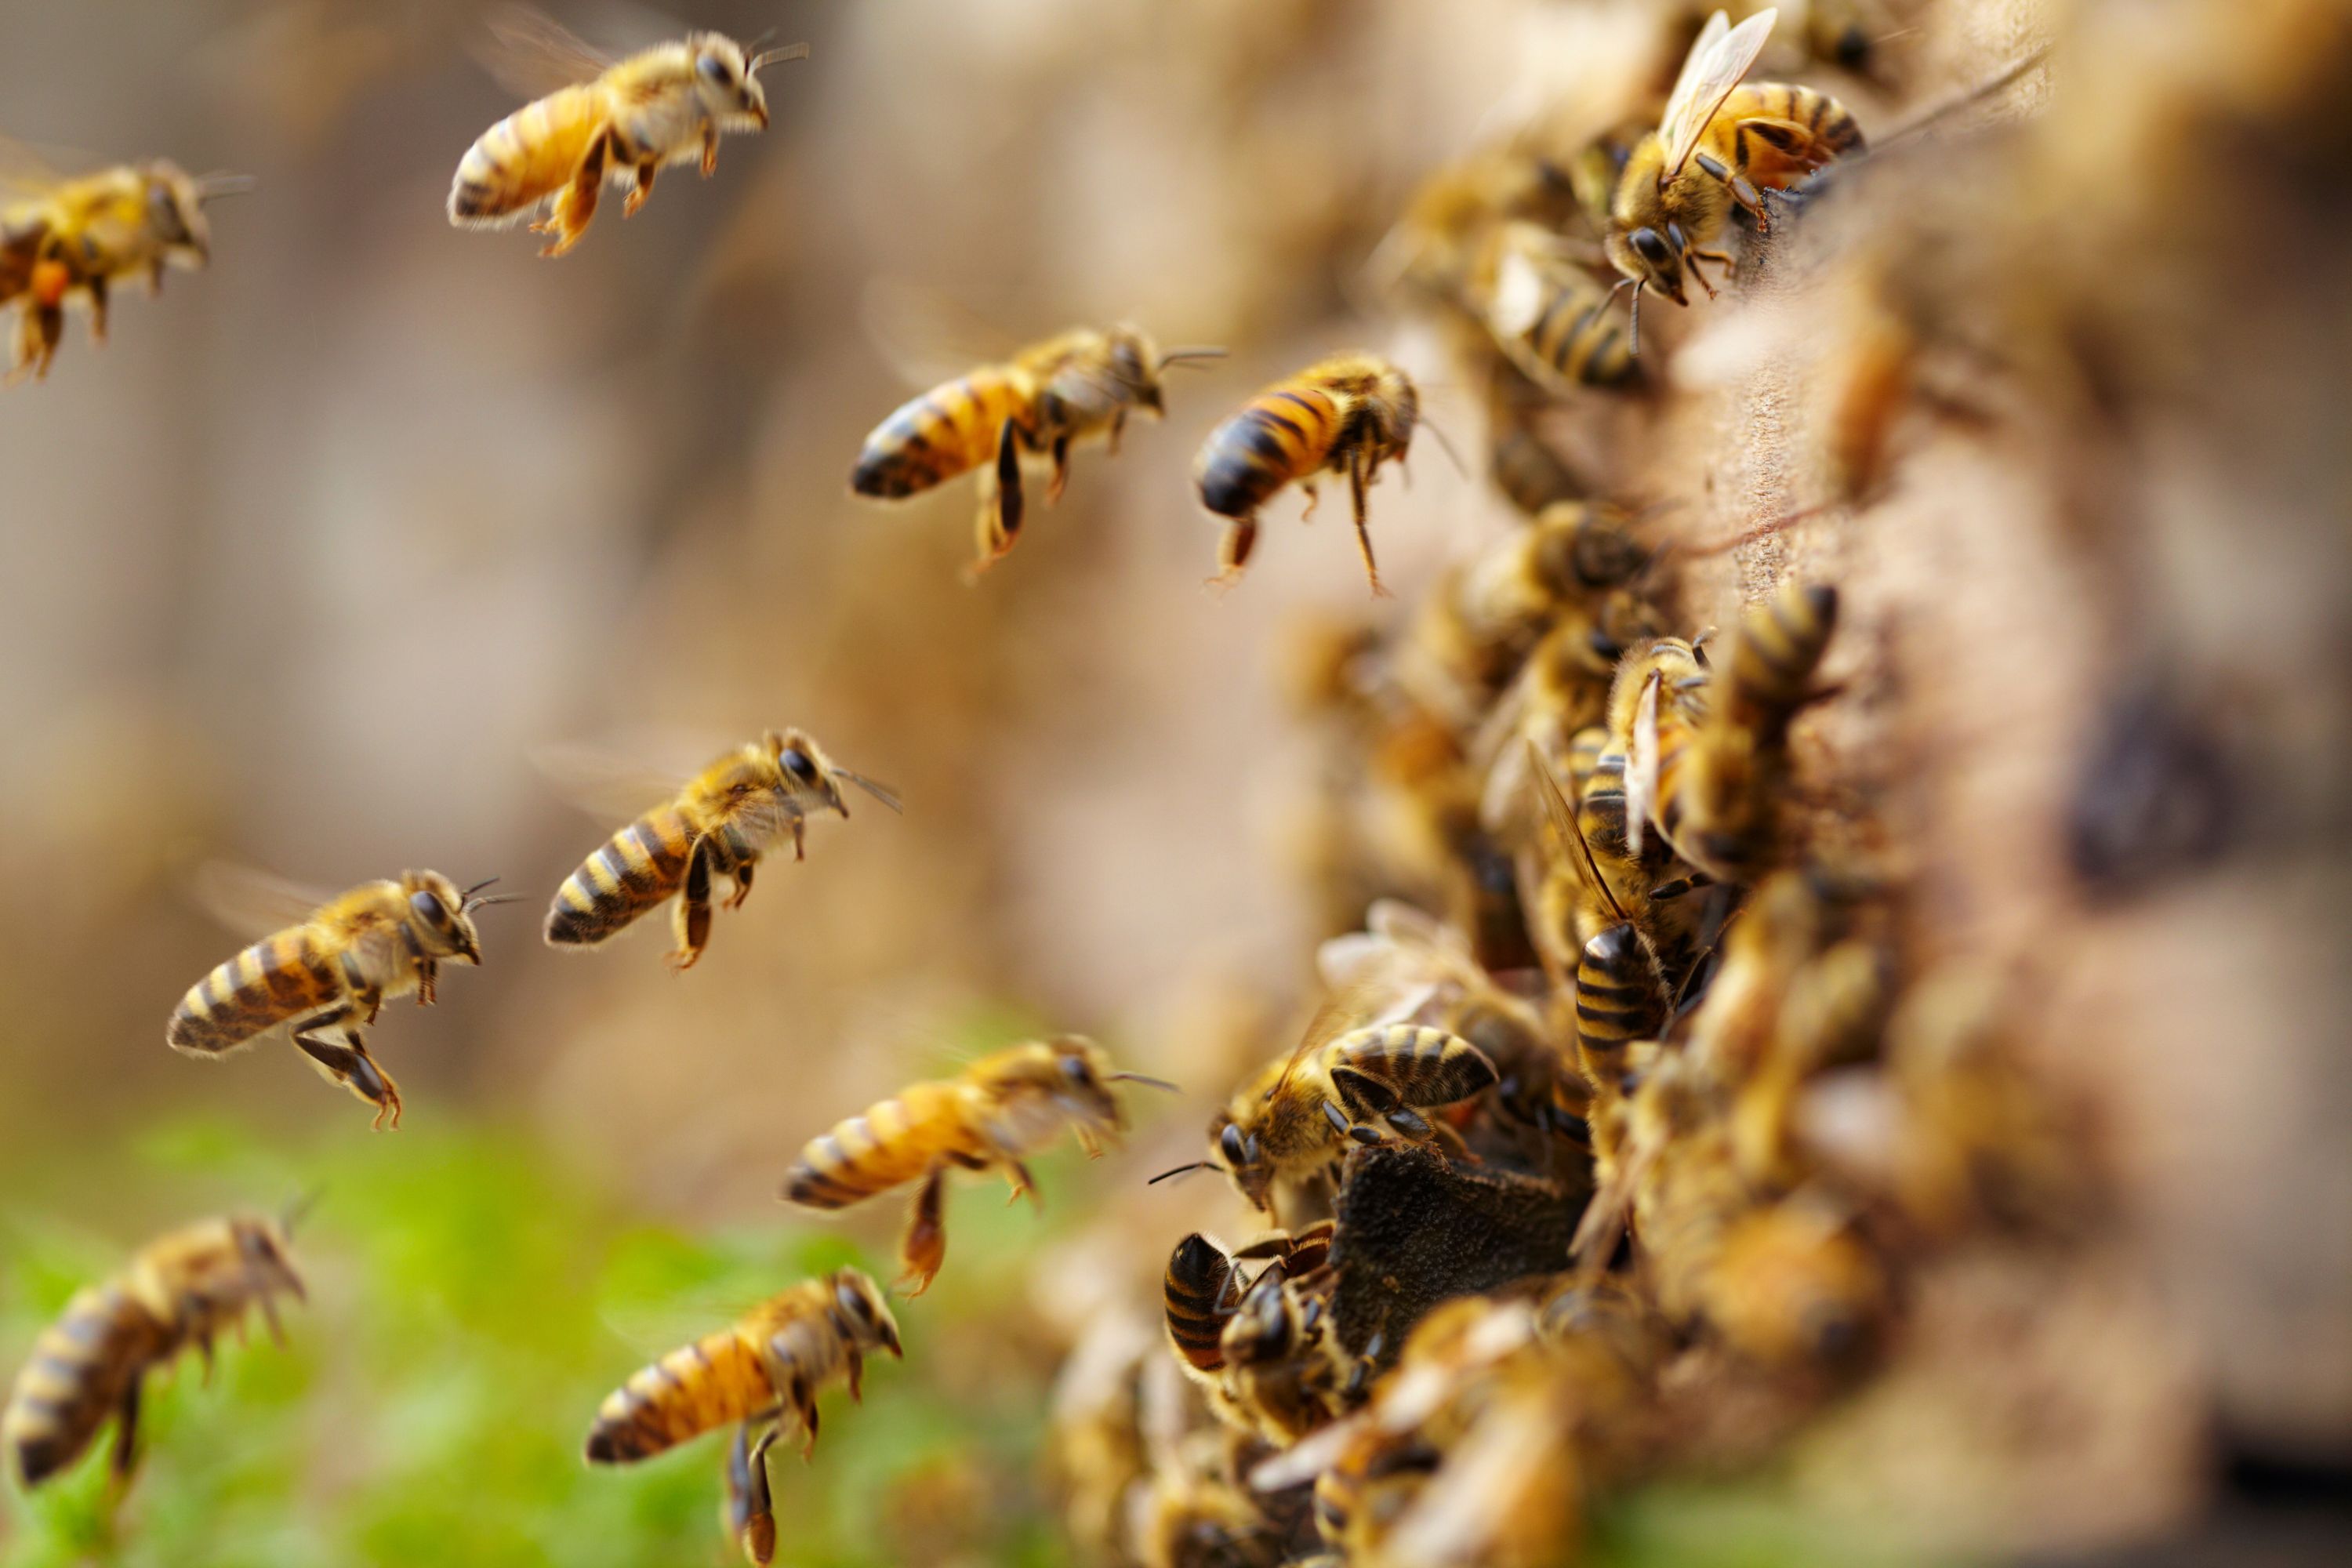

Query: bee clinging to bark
545,728,898,972
851,325,1225,579
448,9,809,258
2,147,243,382
1195,353,1422,597
781,1037,1176,1297
1606,9,1864,349
586,1269,902,1566
5,1212,305,1490
168,868,509,1129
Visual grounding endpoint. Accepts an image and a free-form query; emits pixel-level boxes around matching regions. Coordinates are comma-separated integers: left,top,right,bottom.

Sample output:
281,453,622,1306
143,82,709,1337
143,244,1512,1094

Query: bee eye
1632,227,1672,267
836,1280,871,1324
1060,1054,1091,1084
1220,1123,1248,1167
408,891,452,929
779,747,818,784
1588,626,1624,662
698,53,735,87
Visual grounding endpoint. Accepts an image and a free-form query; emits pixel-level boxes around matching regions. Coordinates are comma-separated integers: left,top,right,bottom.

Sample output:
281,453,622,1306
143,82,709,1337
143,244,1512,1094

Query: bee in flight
448,9,809,258
167,867,510,1129
1606,9,1864,348
544,728,898,971
851,324,1225,579
4,1210,305,1490
1194,352,1423,597
781,1036,1177,1296
585,1269,902,1567
2,143,245,382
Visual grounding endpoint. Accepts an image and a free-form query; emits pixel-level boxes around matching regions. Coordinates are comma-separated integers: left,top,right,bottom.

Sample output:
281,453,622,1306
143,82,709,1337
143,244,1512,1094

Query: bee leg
85,276,108,346
1046,433,1071,505
726,1422,781,1567
1381,1106,1435,1140
107,1377,143,1490
1006,1160,1044,1209
896,1166,949,1298
1074,1126,1103,1160
1106,407,1127,456
292,1011,402,1129
702,125,721,178
623,159,657,219
1299,480,1320,522
1207,518,1256,591
416,958,437,1007
1347,451,1388,598
668,840,714,971
537,128,609,259
845,1347,866,1402
795,1384,820,1461
728,860,756,912
967,417,1025,579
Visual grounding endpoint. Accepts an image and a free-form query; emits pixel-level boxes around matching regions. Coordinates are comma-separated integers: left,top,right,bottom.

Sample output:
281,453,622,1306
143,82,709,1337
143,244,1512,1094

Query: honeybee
851,325,1225,579
544,728,898,971
781,1036,1175,1296
1479,223,1635,391
2,151,239,381
5,1212,304,1490
1195,353,1421,597
1166,1226,1350,1444
167,868,508,1129
585,1269,902,1566
1163,1000,1497,1214
1606,9,1864,347
448,10,809,258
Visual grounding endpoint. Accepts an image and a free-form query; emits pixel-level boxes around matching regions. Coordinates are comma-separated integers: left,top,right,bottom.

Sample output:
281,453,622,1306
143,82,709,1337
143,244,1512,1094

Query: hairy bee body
585,1269,901,1466
450,31,806,257
2,161,216,381
1482,223,1635,390
546,728,895,970
1572,923,1666,1094
1196,353,1418,596
4,1216,303,1488
782,1037,1153,1294
166,871,489,1129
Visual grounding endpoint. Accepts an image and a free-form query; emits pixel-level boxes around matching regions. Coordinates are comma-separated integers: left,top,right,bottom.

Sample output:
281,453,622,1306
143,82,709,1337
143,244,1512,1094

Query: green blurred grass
0,1116,1073,1568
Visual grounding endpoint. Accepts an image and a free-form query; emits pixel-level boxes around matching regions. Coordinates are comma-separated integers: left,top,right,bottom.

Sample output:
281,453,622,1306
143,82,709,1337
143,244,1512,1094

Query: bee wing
0,135,80,197
474,4,620,99
594,1287,770,1363
859,278,1022,390
529,739,694,823
1660,9,1777,180
1269,975,1425,1097
1626,673,1662,859
187,861,335,938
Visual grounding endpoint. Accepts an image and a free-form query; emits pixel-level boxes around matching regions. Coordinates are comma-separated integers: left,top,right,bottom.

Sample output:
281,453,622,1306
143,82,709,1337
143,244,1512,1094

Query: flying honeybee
1606,9,1864,347
167,868,509,1129
1194,353,1422,597
850,325,1225,579
4,1212,305,1490
448,10,809,258
586,1269,902,1567
1,147,242,382
544,728,898,971
780,1037,1176,1296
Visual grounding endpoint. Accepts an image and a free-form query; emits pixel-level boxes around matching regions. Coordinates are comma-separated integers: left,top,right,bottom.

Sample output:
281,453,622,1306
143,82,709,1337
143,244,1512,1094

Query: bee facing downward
448,10,809,258
4,1212,305,1490
1606,9,1864,348
851,325,1225,579
1194,352,1421,597
545,728,898,971
168,869,508,1129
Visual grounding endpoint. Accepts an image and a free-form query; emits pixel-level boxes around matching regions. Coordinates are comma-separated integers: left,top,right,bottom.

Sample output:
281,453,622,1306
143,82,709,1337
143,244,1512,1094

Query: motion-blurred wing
0,135,74,197
531,739,691,823
1661,9,1777,180
859,278,1022,390
476,4,619,99
188,861,335,938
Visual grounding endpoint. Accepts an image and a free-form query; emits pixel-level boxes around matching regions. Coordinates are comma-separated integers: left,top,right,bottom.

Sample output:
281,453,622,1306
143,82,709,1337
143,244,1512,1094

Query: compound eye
1631,227,1672,268
698,53,735,87
1060,1053,1091,1084
836,1280,872,1324
408,891,452,930
780,747,818,784
1220,1123,1249,1167
1588,626,1624,662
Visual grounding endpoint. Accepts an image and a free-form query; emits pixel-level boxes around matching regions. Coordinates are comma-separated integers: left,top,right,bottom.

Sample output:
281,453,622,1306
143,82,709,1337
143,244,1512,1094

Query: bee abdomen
851,371,1025,499
585,1330,771,1464
1574,924,1664,1091
1526,291,1633,387
1731,583,1838,728
167,931,339,1054
1196,386,1340,519
780,1089,949,1210
546,808,693,947
1330,1025,1498,1110
2,1284,164,1486
448,93,596,225
1163,1234,1239,1373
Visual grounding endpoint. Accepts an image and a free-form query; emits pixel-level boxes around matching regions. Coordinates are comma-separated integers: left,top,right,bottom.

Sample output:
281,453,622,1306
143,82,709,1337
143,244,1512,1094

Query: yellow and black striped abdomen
781,1083,970,1210
3,1283,168,1485
1648,711,1700,851
1714,83,1865,187
584,1327,773,1463
1163,1233,1240,1374
1573,924,1664,1091
1324,1025,1497,1113
850,367,1033,499
546,804,695,947
1196,382,1344,521
1729,583,1837,738
448,87,605,227
167,927,343,1054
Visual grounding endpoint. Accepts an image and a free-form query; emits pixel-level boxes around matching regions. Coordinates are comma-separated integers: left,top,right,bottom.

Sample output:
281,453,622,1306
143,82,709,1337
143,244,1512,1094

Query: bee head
1222,1269,1298,1363
1207,1112,1273,1212
690,36,766,128
231,1215,307,1304
829,1269,904,1358
401,869,488,964
1367,363,1420,454
141,162,214,267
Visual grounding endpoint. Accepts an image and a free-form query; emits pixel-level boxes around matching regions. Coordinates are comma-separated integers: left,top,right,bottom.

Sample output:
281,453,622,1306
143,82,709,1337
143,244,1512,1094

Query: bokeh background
3,0,2350,1564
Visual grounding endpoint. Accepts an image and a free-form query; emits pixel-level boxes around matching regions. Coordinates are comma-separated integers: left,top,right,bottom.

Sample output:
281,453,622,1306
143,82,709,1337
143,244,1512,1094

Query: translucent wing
188,862,336,938
1267,975,1425,1099
1661,9,1777,180
475,4,619,100
595,1286,769,1363
530,739,693,823
1626,673,1662,858
0,136,74,197
859,278,1022,391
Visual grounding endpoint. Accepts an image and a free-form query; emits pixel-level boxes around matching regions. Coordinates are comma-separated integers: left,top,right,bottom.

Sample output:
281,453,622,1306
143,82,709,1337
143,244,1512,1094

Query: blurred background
3,0,2350,1564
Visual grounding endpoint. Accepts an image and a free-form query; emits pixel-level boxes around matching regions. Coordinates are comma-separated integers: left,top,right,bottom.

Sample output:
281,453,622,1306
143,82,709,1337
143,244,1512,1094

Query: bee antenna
1111,1073,1182,1093
1156,346,1229,371
196,172,256,201
1607,276,1643,358
281,1185,326,1236
459,875,502,898
1416,412,1469,479
1148,1161,1211,1185
750,42,811,74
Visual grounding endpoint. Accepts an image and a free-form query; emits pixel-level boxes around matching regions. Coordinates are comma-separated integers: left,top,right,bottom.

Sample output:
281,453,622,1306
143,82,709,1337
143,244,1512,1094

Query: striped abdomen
3,1283,169,1485
585,1326,773,1463
1163,1234,1241,1374
850,367,1033,499
1322,1025,1497,1115
1573,924,1664,1092
546,804,695,946
781,1082,973,1210
448,87,604,226
1711,83,1865,188
1517,281,1632,388
1645,709,1701,856
1726,583,1837,744
1195,381,1344,521
167,927,343,1054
